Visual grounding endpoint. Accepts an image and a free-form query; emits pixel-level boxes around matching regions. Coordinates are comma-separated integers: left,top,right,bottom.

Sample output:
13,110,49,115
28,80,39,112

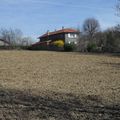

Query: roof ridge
39,28,78,38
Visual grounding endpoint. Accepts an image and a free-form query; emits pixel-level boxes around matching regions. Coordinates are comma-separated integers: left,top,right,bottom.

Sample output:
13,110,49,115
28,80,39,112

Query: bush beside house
29,40,65,51
64,42,77,52
52,40,64,47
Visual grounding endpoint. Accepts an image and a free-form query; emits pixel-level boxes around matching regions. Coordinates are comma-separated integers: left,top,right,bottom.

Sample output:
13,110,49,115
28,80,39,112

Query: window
68,33,77,38
74,41,77,44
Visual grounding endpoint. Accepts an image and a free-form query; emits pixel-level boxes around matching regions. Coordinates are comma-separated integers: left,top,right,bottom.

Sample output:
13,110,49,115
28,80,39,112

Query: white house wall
65,33,79,44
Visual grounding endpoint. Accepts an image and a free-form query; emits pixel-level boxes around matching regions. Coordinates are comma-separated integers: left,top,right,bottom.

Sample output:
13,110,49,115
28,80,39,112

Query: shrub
20,46,30,50
87,43,97,52
52,40,64,47
28,45,48,50
64,43,76,52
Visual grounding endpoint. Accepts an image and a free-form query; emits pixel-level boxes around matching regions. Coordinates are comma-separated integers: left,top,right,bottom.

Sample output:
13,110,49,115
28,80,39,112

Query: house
38,27,79,44
31,27,79,50
0,39,10,46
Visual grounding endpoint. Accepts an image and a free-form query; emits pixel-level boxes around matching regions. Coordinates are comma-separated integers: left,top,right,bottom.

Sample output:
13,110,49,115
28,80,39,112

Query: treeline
77,18,120,53
0,18,120,53
77,0,120,53
0,28,33,49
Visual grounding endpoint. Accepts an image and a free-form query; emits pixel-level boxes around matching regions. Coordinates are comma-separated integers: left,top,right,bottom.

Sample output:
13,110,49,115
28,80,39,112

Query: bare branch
116,0,120,16
83,18,100,40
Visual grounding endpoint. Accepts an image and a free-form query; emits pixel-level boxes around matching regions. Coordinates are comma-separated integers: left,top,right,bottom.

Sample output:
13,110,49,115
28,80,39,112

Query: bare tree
116,0,120,16
103,26,120,52
115,24,120,33
83,18,100,41
22,37,33,46
0,28,23,47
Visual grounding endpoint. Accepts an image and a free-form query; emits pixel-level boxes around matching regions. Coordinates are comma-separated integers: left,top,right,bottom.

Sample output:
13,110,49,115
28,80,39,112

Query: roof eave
39,31,79,38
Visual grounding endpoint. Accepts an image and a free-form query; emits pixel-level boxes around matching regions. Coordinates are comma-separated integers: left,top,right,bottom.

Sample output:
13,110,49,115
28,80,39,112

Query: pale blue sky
0,0,119,40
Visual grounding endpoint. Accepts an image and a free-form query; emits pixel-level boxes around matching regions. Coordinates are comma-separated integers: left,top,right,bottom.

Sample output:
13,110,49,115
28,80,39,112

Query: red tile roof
32,40,52,46
39,28,78,38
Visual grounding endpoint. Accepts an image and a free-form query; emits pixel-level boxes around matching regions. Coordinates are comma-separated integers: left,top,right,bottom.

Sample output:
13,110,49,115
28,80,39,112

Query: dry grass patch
0,51,120,119
0,51,120,103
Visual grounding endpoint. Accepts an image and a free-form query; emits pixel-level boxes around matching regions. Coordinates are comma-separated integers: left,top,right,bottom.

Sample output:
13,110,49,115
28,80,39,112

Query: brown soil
0,51,120,120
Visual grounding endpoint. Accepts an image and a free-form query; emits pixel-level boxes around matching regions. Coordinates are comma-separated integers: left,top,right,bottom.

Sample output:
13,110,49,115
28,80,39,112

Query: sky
0,0,119,41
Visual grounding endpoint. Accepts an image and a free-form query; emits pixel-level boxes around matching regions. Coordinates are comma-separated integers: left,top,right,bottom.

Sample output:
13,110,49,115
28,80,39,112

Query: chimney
62,26,64,30
47,30,49,35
